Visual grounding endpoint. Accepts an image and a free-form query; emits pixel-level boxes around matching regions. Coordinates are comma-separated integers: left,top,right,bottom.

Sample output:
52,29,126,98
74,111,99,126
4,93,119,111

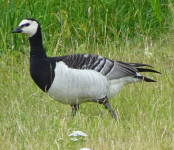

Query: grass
1,34,174,149
1,0,174,149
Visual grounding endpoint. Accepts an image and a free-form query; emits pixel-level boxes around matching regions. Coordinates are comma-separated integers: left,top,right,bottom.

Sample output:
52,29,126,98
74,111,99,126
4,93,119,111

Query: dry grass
1,31,174,149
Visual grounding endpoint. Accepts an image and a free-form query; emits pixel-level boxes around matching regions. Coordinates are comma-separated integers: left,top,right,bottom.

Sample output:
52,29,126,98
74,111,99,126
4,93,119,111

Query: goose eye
21,23,30,27
25,23,30,26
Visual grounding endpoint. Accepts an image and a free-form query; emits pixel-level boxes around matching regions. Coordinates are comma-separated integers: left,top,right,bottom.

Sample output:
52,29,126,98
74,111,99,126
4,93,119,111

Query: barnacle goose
12,18,160,119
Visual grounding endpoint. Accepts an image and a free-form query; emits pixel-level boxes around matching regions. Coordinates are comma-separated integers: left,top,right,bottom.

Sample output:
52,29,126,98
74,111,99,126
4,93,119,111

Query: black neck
29,26,47,58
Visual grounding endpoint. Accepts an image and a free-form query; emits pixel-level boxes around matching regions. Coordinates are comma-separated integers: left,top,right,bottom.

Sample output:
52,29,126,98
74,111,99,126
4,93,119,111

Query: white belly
48,62,141,105
48,62,108,105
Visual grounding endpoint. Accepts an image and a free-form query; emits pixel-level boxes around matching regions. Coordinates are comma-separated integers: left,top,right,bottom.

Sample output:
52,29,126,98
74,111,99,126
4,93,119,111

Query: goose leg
98,96,117,120
104,102,117,120
71,105,79,116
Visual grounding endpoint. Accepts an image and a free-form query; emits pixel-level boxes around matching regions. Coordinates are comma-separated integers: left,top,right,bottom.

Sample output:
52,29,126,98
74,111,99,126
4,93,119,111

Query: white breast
48,62,108,105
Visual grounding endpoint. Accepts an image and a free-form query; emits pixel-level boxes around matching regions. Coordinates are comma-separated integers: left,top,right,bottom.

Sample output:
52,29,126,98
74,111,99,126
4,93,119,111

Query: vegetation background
0,0,174,149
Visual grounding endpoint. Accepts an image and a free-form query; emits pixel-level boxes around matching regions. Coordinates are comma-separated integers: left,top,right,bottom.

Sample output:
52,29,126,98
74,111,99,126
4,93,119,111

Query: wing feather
62,54,160,80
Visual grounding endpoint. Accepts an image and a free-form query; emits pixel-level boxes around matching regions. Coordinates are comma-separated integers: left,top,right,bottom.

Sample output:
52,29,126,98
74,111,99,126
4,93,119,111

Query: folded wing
62,54,160,81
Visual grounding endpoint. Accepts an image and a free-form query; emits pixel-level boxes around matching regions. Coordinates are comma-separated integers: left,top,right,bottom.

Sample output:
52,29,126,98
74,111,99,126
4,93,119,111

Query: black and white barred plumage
62,54,159,81
12,18,160,119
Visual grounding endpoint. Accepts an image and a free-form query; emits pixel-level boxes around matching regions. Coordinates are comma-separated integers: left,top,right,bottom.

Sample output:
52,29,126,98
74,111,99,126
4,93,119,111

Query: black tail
134,76,157,82
130,63,161,82
119,62,161,82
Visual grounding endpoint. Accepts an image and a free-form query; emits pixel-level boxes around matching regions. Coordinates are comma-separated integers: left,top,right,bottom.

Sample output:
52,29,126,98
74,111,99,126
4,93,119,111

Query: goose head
12,18,39,37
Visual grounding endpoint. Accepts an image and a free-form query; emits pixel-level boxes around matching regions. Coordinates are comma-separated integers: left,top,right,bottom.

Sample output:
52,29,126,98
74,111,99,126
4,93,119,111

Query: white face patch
18,19,38,37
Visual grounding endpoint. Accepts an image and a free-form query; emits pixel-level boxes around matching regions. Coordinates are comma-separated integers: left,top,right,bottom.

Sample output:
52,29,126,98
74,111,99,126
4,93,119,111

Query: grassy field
1,0,174,149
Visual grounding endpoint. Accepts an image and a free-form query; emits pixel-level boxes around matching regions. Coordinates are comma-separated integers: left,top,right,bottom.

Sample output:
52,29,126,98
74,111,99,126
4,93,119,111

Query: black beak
12,26,22,33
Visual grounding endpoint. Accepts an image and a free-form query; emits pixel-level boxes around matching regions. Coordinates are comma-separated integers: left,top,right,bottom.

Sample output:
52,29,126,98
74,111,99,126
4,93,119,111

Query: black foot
71,105,79,116
105,102,117,120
